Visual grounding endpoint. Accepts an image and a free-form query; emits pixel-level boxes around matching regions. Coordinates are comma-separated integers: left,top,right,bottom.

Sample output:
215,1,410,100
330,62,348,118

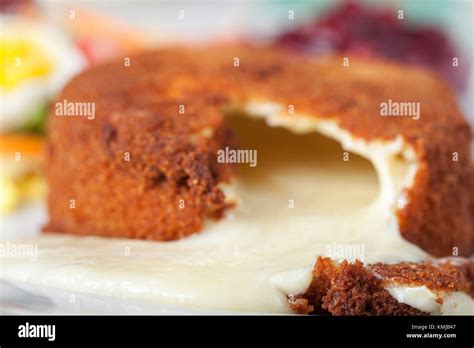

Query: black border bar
0,315,472,345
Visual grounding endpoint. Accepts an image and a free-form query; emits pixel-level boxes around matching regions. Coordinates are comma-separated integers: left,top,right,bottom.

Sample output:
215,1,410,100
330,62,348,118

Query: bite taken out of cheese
2,103,460,314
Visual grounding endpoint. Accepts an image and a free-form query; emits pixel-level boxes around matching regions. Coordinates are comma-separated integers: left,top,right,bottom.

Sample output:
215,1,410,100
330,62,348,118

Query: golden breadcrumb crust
44,45,472,256
290,257,473,315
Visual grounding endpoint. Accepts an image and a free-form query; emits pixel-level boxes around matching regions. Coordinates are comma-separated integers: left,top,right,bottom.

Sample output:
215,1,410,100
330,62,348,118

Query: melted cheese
2,103,462,314
387,286,474,314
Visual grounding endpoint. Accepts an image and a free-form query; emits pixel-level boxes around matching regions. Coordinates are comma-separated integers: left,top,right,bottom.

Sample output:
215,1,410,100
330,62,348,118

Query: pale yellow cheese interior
0,103,447,313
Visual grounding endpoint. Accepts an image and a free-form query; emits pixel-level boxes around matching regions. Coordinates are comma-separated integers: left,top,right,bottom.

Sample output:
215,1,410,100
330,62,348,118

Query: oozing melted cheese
387,287,474,315
1,103,456,314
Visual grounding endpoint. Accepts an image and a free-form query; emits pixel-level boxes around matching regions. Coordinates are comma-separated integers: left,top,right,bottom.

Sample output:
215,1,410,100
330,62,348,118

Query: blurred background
1,0,473,236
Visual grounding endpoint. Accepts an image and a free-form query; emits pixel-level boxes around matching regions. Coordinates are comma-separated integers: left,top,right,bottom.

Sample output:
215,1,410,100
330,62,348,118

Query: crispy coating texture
44,45,472,255
370,260,473,296
290,257,473,315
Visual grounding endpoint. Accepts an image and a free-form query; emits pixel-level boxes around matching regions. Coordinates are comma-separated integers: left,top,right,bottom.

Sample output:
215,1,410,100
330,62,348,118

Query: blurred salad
0,1,148,214
274,1,468,93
